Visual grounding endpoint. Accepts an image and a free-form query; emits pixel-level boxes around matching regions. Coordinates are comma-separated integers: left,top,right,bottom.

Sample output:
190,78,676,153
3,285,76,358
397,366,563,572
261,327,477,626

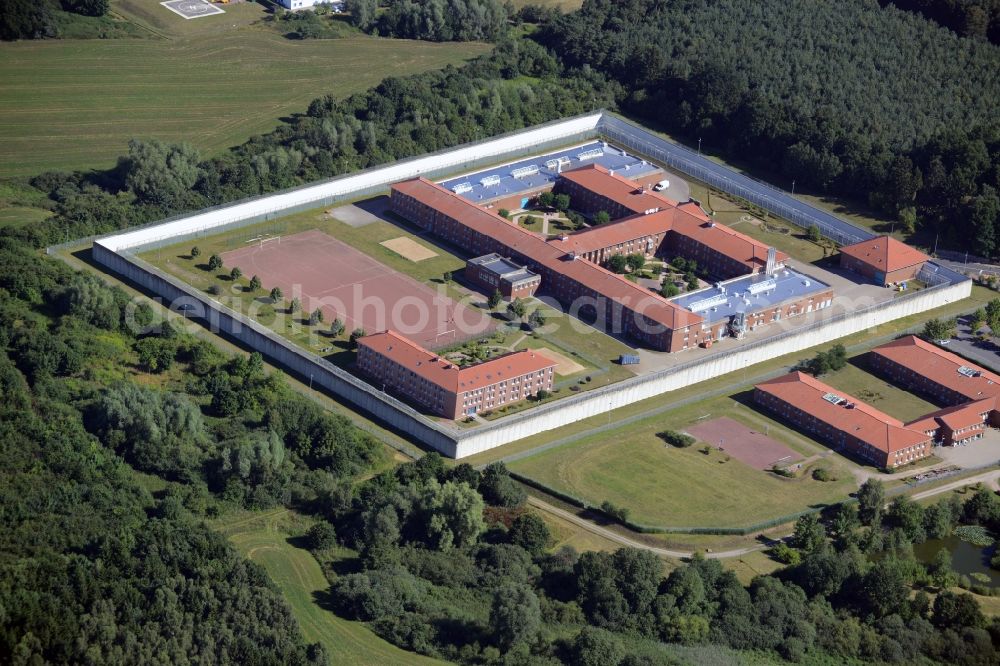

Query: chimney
766,247,777,275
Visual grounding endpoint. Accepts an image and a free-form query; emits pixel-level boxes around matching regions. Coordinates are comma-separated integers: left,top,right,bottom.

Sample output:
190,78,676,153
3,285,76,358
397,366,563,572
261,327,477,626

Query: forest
540,0,1000,256
882,0,1000,43
0,236,391,662
345,0,510,42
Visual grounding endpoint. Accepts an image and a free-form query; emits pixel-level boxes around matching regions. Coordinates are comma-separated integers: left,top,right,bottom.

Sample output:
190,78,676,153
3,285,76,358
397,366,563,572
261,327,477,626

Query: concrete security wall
97,113,604,253
451,280,972,457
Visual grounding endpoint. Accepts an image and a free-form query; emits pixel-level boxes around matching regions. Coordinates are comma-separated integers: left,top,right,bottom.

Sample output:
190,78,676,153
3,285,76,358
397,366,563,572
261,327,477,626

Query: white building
277,0,343,11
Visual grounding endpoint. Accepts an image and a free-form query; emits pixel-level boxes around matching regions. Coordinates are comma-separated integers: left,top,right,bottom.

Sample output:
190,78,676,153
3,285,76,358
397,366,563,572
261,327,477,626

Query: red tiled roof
358,330,556,394
550,168,785,272
871,335,1000,403
548,209,675,256
840,236,929,273
559,163,676,214
756,371,931,453
907,397,995,433
392,177,702,330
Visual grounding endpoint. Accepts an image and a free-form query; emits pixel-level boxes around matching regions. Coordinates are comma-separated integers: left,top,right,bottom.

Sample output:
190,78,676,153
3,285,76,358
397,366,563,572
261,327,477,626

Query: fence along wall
91,113,974,459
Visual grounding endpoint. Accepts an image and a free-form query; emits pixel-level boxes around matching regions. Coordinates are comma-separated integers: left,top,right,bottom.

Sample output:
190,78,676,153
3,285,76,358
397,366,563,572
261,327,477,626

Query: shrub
770,541,801,565
599,500,629,523
208,284,222,296
207,254,223,271
305,522,337,550
812,467,834,482
657,430,696,448
190,246,201,258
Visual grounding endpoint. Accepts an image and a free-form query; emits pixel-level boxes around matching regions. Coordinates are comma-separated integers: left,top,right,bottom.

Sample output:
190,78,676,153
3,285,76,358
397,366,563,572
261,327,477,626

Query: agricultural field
213,509,447,666
0,30,487,177
508,390,858,529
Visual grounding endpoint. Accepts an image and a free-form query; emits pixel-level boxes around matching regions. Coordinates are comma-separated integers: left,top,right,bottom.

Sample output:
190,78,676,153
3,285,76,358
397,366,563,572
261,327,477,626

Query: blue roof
439,141,660,205
669,269,830,324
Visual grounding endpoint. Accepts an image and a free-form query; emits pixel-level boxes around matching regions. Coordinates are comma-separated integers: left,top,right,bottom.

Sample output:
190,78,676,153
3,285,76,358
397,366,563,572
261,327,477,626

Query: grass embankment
0,31,486,177
213,509,447,666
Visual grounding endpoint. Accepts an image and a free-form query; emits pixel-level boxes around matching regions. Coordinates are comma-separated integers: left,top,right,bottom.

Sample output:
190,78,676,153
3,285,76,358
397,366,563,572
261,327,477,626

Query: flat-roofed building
755,371,933,469
357,330,556,419
466,253,540,299
839,236,929,286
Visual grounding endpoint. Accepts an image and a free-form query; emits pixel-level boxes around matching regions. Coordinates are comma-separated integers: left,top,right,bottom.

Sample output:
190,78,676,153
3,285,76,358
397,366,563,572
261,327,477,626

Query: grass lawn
0,31,486,177
819,359,940,422
214,508,447,666
508,390,858,529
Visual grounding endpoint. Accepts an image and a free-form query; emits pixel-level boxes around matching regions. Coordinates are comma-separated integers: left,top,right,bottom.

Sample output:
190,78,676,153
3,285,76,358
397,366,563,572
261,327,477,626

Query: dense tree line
540,0,1000,256
3,42,614,249
348,0,510,42
1,0,109,40
0,239,351,662
883,0,1000,43
309,453,1000,664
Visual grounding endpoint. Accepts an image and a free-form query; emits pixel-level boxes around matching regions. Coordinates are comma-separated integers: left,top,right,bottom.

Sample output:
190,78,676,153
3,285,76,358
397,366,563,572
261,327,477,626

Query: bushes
657,430,695,448
599,500,630,523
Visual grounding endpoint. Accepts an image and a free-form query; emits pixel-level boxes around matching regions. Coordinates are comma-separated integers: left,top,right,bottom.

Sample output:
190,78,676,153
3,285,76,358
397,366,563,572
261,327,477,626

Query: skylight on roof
958,366,981,378
577,148,604,161
747,278,777,295
451,182,473,194
822,392,843,404
688,293,728,313
511,165,539,179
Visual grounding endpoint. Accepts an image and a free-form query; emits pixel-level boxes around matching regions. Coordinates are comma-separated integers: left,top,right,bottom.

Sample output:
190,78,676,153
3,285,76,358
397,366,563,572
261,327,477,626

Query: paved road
937,316,1000,374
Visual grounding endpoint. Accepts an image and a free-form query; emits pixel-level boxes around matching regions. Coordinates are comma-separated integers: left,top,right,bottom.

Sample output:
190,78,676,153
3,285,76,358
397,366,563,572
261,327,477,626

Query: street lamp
791,180,796,195
697,138,702,155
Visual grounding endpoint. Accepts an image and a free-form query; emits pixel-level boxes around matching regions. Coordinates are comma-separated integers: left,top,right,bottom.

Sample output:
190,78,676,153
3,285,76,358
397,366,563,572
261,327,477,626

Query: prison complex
755,335,1000,468
357,330,556,419
390,163,832,352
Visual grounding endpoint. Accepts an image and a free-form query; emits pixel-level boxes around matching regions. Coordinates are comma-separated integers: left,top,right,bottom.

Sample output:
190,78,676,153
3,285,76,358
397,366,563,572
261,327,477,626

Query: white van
653,179,670,191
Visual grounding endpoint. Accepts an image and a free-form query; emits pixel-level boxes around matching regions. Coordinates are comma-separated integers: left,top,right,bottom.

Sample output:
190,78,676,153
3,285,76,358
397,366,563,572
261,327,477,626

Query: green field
509,391,858,529
214,509,447,666
0,28,487,177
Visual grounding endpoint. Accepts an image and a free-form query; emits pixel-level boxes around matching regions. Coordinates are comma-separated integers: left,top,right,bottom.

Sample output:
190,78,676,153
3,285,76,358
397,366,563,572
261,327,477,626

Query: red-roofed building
357,330,556,419
755,371,933,469
869,335,1000,405
557,163,676,218
839,236,929,286
390,173,812,351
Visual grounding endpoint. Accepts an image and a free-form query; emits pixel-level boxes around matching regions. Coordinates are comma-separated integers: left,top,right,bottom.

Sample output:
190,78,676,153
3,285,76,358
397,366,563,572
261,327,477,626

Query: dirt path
529,469,1000,560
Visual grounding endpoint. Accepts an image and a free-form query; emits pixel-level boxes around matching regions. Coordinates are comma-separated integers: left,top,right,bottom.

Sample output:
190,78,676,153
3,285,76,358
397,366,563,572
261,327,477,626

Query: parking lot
939,315,1000,373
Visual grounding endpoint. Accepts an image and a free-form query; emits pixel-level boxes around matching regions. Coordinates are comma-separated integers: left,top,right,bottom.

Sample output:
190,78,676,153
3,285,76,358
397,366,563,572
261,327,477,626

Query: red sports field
221,229,493,348
686,417,800,470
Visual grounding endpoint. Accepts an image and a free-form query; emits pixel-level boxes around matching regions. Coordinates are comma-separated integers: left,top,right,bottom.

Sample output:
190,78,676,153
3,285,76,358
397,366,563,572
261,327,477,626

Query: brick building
357,330,556,419
390,174,819,352
839,236,929,287
868,335,1000,445
465,254,540,299
755,371,933,469
556,163,675,219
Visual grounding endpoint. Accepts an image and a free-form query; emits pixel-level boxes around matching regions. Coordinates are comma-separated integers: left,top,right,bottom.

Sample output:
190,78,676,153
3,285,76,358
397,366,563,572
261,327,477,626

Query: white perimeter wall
95,113,603,253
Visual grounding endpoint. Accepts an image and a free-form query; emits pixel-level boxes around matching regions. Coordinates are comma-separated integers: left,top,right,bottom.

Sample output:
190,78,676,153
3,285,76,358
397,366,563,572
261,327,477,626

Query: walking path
529,469,1000,560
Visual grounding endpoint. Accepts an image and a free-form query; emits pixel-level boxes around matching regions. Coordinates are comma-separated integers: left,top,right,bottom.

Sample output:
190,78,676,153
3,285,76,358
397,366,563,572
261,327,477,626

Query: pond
913,535,1000,589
